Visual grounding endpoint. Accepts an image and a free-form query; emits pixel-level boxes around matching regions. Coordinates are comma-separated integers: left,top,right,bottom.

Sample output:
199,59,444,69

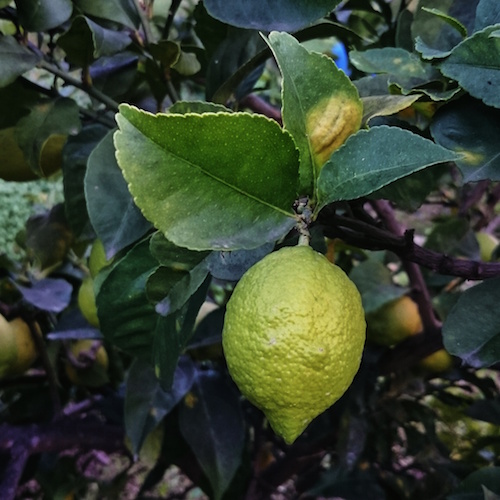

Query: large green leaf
179,369,245,500
440,24,500,108
125,356,195,455
204,0,341,32
0,36,41,88
58,15,131,67
114,105,299,251
85,130,151,257
430,97,500,182
443,278,500,368
96,237,159,361
316,126,460,209
73,0,139,29
15,0,73,31
474,0,500,32
267,31,362,195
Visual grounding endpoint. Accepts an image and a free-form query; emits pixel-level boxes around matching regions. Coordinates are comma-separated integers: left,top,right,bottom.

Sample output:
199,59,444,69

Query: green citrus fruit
78,276,99,328
0,314,38,378
88,239,111,278
64,339,109,387
476,231,499,262
366,296,422,346
222,245,366,444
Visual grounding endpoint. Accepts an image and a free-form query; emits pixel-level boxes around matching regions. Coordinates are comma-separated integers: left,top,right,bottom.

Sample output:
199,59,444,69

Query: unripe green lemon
64,339,109,387
88,239,112,278
78,276,99,328
222,245,366,444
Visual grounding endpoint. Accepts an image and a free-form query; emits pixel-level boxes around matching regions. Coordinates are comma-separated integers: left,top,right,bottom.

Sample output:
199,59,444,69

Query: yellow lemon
366,296,422,346
0,314,38,378
64,339,109,387
78,276,99,328
222,245,366,444
476,231,499,262
419,348,453,373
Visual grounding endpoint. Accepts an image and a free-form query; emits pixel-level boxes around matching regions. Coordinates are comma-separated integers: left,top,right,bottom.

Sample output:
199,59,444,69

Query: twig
38,60,120,112
240,94,282,124
162,0,183,40
133,0,154,45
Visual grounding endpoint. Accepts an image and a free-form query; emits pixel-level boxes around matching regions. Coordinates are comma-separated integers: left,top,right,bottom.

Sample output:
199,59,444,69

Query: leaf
440,24,500,109
179,369,245,500
15,0,73,31
267,31,362,195
316,126,460,209
206,243,274,281
448,467,500,499
146,234,210,315
442,278,500,368
361,94,420,126
96,237,159,361
420,7,468,38
58,15,131,67
125,356,195,455
0,36,41,88
153,281,209,389
430,97,500,182
169,101,231,114
349,259,407,314
15,278,73,313
114,105,299,251
204,0,342,32
63,124,110,238
16,97,81,174
85,130,151,258
474,0,500,32
73,0,140,30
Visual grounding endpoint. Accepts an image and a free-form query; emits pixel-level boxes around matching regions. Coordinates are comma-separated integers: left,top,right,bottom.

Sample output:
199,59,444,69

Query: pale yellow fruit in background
419,348,453,373
88,239,112,278
222,245,366,444
78,276,99,327
64,339,109,387
366,296,423,346
0,314,38,378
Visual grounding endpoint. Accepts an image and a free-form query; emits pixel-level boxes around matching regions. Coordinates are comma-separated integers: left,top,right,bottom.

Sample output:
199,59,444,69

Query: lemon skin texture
88,239,111,278
222,245,366,444
0,314,38,378
366,296,422,346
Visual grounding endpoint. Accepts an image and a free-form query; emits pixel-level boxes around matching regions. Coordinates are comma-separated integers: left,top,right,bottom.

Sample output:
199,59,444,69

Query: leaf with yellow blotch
266,31,362,196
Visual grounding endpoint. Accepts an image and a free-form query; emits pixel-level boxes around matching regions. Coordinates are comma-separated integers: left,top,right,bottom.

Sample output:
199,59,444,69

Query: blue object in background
331,40,351,76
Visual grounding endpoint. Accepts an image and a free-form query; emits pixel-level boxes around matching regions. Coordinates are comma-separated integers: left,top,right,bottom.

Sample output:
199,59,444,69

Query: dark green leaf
179,369,245,500
85,130,151,257
420,7,468,37
317,126,459,208
15,0,72,31
58,15,131,67
0,36,41,88
474,0,500,32
63,124,109,237
114,105,299,251
73,0,140,29
443,278,500,367
267,31,362,195
96,237,159,361
153,281,209,389
204,0,342,32
430,97,500,182
125,356,195,455
440,25,500,109
448,467,500,499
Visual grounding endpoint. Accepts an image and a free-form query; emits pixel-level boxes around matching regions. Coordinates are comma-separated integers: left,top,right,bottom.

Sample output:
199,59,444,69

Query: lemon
88,239,112,278
476,231,499,262
64,339,109,387
78,276,99,328
0,314,38,378
419,348,453,373
366,296,422,346
222,245,366,444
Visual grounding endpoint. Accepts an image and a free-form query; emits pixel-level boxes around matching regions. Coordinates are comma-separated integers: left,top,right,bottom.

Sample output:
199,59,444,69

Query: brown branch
240,94,282,124
320,212,500,280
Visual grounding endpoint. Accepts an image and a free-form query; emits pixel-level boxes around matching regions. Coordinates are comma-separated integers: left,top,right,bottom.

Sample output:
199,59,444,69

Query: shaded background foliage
0,0,500,499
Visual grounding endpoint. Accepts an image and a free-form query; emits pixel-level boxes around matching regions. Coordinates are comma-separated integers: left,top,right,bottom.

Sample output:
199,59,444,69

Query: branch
319,210,500,280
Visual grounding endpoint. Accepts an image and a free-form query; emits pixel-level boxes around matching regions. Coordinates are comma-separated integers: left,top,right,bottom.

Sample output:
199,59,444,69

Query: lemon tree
2,1,500,499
